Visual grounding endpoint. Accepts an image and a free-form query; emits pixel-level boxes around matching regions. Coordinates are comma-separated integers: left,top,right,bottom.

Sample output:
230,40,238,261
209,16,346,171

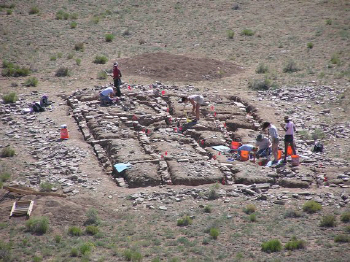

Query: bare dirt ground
0,1,350,262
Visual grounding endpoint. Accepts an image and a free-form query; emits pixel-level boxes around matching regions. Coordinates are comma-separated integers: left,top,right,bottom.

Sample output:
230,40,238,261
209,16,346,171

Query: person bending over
181,95,204,121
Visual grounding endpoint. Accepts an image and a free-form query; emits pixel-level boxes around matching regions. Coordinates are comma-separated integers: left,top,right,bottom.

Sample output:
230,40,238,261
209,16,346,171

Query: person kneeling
100,86,116,105
255,134,271,159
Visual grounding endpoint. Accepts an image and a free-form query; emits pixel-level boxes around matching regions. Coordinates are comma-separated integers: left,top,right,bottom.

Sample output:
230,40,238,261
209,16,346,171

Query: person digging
181,95,205,122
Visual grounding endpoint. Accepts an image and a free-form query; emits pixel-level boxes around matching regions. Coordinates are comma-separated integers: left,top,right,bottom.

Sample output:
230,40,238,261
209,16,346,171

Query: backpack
313,142,323,152
32,102,45,112
40,95,50,106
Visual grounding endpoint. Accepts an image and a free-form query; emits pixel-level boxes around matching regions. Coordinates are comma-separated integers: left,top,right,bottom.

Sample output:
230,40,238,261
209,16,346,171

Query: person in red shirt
112,62,122,97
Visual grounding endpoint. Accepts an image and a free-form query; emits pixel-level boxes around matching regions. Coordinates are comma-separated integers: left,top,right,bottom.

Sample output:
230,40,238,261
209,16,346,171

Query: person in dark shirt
112,62,122,97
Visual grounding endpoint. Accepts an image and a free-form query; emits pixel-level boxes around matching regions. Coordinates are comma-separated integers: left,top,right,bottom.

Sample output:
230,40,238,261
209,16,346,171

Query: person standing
262,122,279,163
112,62,122,97
181,95,204,121
281,116,297,162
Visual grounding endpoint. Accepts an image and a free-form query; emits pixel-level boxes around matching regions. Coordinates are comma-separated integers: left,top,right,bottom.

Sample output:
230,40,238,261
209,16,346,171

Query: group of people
236,116,297,164
99,62,122,105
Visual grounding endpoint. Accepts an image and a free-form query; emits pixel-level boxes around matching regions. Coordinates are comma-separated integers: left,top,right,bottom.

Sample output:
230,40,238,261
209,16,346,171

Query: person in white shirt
281,116,297,162
100,86,116,104
255,134,271,158
262,122,279,163
181,95,204,121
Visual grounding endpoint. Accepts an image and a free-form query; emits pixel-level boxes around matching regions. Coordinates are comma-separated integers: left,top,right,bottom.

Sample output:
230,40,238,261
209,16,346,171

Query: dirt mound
119,52,242,82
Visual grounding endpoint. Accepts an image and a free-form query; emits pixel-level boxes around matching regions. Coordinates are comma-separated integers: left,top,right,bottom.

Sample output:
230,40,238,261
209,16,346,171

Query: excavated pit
67,84,262,187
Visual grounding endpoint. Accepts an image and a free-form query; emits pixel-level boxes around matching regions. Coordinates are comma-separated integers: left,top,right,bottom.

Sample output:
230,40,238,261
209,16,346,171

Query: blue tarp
212,145,231,153
114,163,132,173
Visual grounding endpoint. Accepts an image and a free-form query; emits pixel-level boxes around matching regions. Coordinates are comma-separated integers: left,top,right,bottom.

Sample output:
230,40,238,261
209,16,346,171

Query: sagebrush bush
334,234,350,243
29,6,39,15
283,60,299,73
56,10,69,20
1,147,15,157
207,188,219,200
85,208,100,225
94,55,108,64
249,213,257,222
209,228,219,239
243,204,256,214
85,225,99,235
0,240,12,261
54,235,61,244
0,172,11,182
227,30,234,39
330,54,340,65
40,182,53,192
303,200,322,213
74,42,84,51
241,29,254,36
123,249,142,262
256,63,269,74
55,67,70,77
2,92,18,103
80,242,94,255
68,226,82,236
204,205,212,213
26,217,49,235
307,42,314,49
345,225,350,233
320,215,336,227
326,19,332,25
76,58,81,66
312,128,325,140
67,53,74,59
24,77,38,87
177,215,192,226
285,236,306,250
248,78,271,90
105,34,114,42
97,70,107,80
284,209,303,218
50,55,57,61
70,247,78,257
2,61,30,77
261,239,282,253
70,21,77,29
340,211,350,222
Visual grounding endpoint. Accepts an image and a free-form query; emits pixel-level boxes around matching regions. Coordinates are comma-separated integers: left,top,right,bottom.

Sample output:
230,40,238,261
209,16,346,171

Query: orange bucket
287,145,293,156
277,150,283,160
240,150,249,161
291,155,299,166
60,125,69,139
231,141,241,150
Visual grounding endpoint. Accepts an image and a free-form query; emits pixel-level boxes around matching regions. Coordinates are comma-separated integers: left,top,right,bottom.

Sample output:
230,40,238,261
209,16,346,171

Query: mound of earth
119,52,242,82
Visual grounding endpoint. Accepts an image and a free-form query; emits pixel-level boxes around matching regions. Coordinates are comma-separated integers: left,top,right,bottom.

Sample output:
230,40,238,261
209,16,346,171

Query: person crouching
100,86,116,105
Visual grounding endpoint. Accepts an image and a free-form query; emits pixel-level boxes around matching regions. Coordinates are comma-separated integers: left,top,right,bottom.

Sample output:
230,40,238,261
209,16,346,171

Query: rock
159,206,167,210
279,179,309,188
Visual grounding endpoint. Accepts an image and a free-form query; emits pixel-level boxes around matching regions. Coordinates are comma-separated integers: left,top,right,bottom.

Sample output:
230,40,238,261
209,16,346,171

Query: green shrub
56,10,69,20
70,21,77,29
80,242,94,255
57,53,62,58
0,4,15,8
345,225,350,233
97,70,107,80
334,234,350,243
123,249,142,261
40,182,53,192
67,53,74,59
330,54,340,65
2,92,18,103
307,42,314,49
94,55,108,64
0,172,11,182
86,225,99,235
209,228,219,239
256,63,269,74
7,9,12,15
85,208,100,225
70,13,78,19
261,239,282,253
285,236,306,250
207,188,219,200
320,215,336,227
29,6,39,15
243,204,256,214
92,16,100,24
76,58,81,66
340,211,350,223
204,205,212,213
227,30,234,39
50,55,56,61
312,128,325,140
54,235,61,244
241,29,254,36
68,226,82,236
70,247,78,257
283,60,299,73
248,78,271,90
55,67,70,77
26,217,49,235
33,255,42,262
298,130,311,140
105,34,114,42
1,147,15,157
249,213,257,222
302,200,322,214
284,209,303,218
74,42,84,51
24,77,38,87
1,62,30,77
326,19,332,25
177,215,192,226
0,240,12,261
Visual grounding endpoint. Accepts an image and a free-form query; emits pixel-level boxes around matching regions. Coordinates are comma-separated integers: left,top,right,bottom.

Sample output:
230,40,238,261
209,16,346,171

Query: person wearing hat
99,86,116,105
262,122,279,163
255,134,271,159
112,62,122,97
281,116,297,162
181,95,204,121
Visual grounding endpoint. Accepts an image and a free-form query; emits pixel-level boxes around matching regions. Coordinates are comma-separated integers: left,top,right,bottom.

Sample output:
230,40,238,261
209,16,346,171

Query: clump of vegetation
177,215,193,226
243,204,256,214
7,9,12,15
68,226,82,236
55,67,70,77
80,242,94,255
105,34,114,42
2,61,30,77
261,239,282,253
241,29,254,36
248,78,271,90
326,19,332,25
2,92,18,104
94,55,108,64
76,58,81,66
29,6,39,15
33,255,42,262
209,228,219,239
204,205,212,213
298,130,311,140
74,42,84,51
284,209,303,218
54,235,61,244
312,128,325,140
26,217,49,235
70,13,78,19
40,182,53,192
92,15,100,24
340,211,350,222
207,188,219,200
50,55,57,61
320,214,336,227
0,172,11,185
70,21,77,29
334,234,350,243
285,236,306,250
24,77,38,87
70,247,78,257
67,53,74,59
0,240,12,261
307,42,314,49
97,70,107,80
56,10,69,20
283,60,299,73
345,225,350,233
227,29,234,39
1,147,15,157
302,200,322,214
84,208,100,225
249,213,257,222
123,249,142,262
86,225,99,235
122,29,131,36
330,54,340,65
256,63,269,74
